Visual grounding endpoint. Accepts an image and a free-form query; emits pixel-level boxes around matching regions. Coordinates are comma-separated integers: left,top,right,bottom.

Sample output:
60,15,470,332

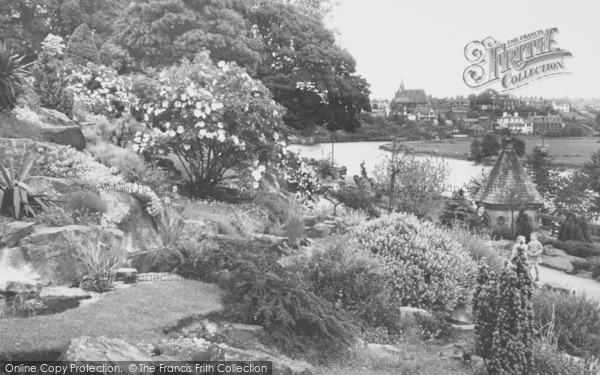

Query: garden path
537,265,600,301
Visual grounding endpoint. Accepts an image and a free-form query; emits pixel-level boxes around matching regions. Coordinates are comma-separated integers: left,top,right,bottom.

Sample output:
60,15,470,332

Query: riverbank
377,137,600,168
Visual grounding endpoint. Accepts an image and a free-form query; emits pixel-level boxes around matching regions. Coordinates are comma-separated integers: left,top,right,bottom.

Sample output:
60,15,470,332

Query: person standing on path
528,233,544,282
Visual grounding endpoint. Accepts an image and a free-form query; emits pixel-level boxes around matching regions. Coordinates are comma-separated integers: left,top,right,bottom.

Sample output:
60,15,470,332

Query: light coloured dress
528,240,544,265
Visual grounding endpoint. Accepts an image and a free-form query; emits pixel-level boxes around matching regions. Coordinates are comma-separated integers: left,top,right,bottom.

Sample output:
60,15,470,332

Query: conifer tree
473,262,498,359
65,23,100,66
486,253,534,375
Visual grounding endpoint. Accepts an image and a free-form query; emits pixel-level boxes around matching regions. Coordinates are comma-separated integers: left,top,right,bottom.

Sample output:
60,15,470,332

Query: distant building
371,99,391,118
470,125,487,137
497,112,525,131
390,79,429,119
478,116,494,130
461,118,479,130
553,100,571,113
527,115,565,133
474,138,544,232
449,109,468,121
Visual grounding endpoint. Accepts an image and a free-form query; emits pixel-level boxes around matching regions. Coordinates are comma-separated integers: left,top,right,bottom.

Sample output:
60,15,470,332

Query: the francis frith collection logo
463,27,572,91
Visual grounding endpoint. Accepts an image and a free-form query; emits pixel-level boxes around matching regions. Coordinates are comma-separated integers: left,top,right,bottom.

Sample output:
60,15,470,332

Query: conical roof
474,138,544,206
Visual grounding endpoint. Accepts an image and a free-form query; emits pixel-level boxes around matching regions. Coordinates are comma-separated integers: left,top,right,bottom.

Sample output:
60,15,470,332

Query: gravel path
537,265,600,301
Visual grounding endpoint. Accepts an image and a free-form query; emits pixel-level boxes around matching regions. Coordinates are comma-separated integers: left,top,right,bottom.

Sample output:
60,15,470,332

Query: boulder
305,223,334,238
398,306,432,325
60,336,164,364
0,246,43,296
0,221,34,247
197,344,312,375
437,342,471,361
472,355,488,375
102,192,162,253
35,108,86,150
115,268,138,284
25,176,73,197
446,302,474,325
0,280,42,297
20,225,124,285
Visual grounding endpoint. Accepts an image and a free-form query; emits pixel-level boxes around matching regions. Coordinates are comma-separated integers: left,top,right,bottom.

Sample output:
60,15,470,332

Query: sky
327,0,600,100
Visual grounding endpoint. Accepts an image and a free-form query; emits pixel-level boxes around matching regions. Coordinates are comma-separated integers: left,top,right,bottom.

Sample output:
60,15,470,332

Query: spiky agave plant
0,42,31,111
0,153,52,219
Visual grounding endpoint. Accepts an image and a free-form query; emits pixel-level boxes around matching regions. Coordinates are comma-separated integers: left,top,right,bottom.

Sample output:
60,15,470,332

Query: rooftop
474,139,544,206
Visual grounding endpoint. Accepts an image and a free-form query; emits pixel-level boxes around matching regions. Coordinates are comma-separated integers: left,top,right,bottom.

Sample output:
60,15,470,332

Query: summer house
473,137,544,231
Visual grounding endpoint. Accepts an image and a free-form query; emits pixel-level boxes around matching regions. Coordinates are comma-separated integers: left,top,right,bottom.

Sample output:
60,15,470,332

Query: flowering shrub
275,151,320,204
130,52,286,196
352,213,477,312
68,63,137,118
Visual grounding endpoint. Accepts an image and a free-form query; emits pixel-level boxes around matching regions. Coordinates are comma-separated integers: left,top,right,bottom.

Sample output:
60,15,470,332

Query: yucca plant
0,153,52,219
0,42,31,111
75,236,122,293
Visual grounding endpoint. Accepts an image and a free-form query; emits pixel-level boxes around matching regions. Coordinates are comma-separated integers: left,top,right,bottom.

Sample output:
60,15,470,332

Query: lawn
0,277,223,360
403,137,600,167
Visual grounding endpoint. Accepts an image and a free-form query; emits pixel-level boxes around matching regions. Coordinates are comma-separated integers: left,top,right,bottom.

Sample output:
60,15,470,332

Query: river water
287,141,491,195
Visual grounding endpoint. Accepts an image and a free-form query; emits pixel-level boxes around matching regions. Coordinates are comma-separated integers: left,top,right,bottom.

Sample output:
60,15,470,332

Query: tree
131,52,287,196
473,263,498,359
596,113,600,126
579,150,600,215
31,36,74,116
374,142,449,220
247,0,371,131
486,253,534,375
481,133,501,157
506,136,525,157
440,190,474,229
65,23,100,65
471,138,483,163
116,0,261,72
514,209,533,242
526,149,560,201
558,212,592,243
463,168,490,198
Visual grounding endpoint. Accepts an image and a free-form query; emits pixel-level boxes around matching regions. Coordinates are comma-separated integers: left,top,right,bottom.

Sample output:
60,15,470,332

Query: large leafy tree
248,0,370,131
115,0,261,72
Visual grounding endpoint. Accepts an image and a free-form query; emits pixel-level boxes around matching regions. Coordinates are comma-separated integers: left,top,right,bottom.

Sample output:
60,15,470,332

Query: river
287,141,491,195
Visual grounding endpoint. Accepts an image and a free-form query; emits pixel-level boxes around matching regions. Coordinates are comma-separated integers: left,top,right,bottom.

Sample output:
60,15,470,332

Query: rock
60,336,166,364
115,268,138,284
437,342,470,361
0,221,34,247
0,280,42,297
366,343,405,360
221,323,267,343
198,344,312,375
20,225,124,285
98,191,162,263
35,108,86,150
542,282,573,295
398,306,432,325
25,176,73,196
305,223,334,238
451,324,475,331
471,355,488,375
447,302,474,325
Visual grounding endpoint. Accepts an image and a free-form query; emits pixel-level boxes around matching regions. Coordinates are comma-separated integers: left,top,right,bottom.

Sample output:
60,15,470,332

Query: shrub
65,24,100,66
282,204,305,245
0,42,31,112
74,229,123,293
351,213,477,312
533,341,600,375
571,256,600,276
532,289,600,358
98,42,133,74
33,205,75,227
31,41,74,117
156,199,185,247
171,237,358,358
552,240,600,258
515,209,533,242
65,191,108,216
558,212,592,243
0,153,53,219
296,241,399,332
447,228,504,275
131,53,286,197
486,251,534,375
491,225,514,241
473,263,498,359
87,142,170,191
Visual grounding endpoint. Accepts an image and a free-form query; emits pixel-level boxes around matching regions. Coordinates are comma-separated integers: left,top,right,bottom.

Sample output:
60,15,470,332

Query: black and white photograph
1,0,599,373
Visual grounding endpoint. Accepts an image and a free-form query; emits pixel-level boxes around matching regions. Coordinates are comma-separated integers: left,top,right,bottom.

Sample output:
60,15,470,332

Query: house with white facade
496,112,531,133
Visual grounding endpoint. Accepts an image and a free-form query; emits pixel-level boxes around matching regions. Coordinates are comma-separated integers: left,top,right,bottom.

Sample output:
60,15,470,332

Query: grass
541,249,581,272
0,278,223,360
395,137,600,167
313,340,469,375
